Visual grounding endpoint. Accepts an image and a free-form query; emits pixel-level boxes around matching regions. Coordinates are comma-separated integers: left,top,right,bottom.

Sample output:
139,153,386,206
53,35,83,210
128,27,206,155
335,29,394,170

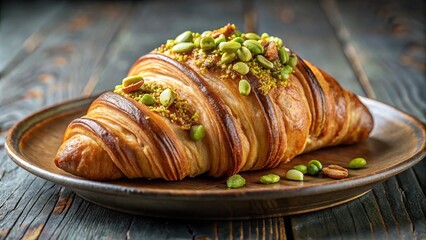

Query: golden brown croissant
55,24,373,180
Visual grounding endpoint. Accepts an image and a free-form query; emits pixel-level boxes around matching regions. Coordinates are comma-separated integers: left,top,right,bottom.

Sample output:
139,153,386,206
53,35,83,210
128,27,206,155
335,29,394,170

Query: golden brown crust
54,50,373,181
54,128,124,180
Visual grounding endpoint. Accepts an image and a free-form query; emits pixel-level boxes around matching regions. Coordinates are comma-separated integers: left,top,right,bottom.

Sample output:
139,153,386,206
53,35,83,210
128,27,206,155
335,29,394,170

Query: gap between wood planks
320,0,377,99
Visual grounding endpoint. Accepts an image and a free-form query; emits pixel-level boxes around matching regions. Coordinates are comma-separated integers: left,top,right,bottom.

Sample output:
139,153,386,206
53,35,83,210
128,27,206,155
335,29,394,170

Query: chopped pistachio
200,37,215,51
288,54,298,67
243,40,264,55
175,31,193,43
233,62,249,75
221,52,237,64
278,47,289,64
172,42,194,53
237,47,252,62
122,75,144,87
231,37,245,43
218,41,241,53
226,174,246,188
140,94,155,106
159,88,177,107
214,34,226,46
190,124,206,141
239,79,251,96
245,32,261,40
256,55,274,69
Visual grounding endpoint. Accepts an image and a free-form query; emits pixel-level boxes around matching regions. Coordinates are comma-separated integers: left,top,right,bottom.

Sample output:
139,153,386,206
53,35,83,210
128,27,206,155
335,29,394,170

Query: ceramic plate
5,95,426,219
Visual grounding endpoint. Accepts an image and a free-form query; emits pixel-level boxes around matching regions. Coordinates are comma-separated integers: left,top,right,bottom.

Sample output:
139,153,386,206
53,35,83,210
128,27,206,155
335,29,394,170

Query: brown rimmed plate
5,95,426,220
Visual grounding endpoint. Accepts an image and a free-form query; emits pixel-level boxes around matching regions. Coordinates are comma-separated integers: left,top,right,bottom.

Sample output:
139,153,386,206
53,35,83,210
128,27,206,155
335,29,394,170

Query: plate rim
5,95,426,200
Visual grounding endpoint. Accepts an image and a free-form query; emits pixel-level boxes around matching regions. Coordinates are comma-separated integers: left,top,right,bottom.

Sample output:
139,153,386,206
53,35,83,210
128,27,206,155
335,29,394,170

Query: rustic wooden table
1,0,425,239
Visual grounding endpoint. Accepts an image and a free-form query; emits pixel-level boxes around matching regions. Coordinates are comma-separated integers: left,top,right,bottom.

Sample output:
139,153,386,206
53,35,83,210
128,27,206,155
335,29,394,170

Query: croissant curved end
55,134,124,180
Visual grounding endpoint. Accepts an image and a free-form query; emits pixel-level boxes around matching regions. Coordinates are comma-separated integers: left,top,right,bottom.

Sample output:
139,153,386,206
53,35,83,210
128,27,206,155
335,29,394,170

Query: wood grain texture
333,0,426,119
0,1,64,75
0,1,132,239
0,0,424,239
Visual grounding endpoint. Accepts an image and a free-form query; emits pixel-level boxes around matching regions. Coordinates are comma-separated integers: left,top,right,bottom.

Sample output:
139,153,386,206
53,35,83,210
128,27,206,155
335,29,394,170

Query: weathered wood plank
51,202,133,240
333,0,426,120
0,1,64,74
37,187,77,239
394,169,426,239
0,173,55,239
211,218,286,239
357,192,391,239
413,160,426,195
126,217,192,239
0,1,131,105
0,2,132,239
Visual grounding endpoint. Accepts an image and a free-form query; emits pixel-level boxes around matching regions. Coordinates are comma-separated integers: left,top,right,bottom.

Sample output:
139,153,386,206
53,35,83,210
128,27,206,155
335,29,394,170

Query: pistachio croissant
55,24,373,180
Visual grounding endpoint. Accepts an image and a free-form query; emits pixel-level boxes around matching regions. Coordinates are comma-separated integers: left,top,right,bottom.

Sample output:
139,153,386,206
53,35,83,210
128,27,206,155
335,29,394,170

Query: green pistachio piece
193,37,201,48
200,36,215,51
307,164,320,175
233,62,249,75
159,88,177,107
308,160,323,171
261,33,269,39
175,31,193,43
239,79,251,96
282,65,293,74
122,75,144,87
171,42,194,53
231,37,245,43
256,55,274,69
140,94,155,106
190,124,206,141
260,174,280,184
293,165,308,174
278,47,289,64
288,54,298,67
243,40,264,55
226,174,246,188
214,34,226,46
286,169,304,181
220,52,237,64
348,157,367,169
237,47,252,62
270,36,283,48
245,32,261,40
280,71,290,81
218,41,241,53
